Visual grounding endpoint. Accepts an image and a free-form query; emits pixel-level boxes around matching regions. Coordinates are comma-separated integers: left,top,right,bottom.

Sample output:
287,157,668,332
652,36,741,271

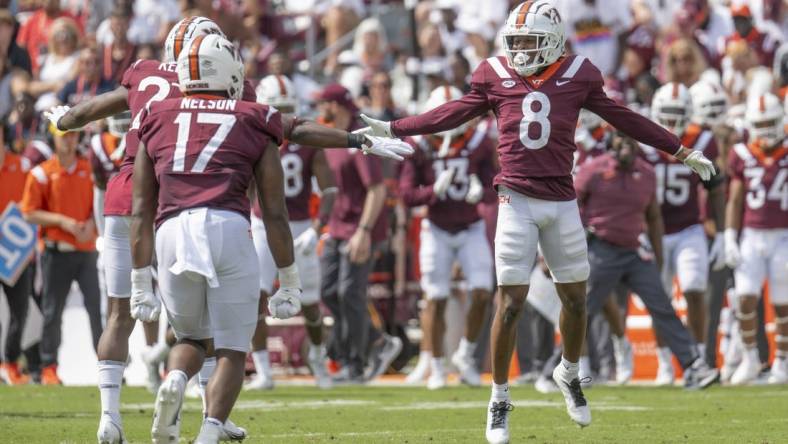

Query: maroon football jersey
251,141,317,222
641,124,719,234
391,55,681,201
88,132,122,186
138,96,283,227
104,59,257,217
575,154,657,250
728,142,788,229
399,126,496,233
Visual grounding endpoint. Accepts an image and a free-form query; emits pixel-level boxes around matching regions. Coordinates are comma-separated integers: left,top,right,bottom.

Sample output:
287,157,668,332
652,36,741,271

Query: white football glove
680,148,716,181
43,105,79,132
433,168,455,200
359,135,414,161
130,266,161,322
357,114,394,138
708,233,726,271
465,174,484,204
268,287,302,319
293,227,319,256
724,229,741,269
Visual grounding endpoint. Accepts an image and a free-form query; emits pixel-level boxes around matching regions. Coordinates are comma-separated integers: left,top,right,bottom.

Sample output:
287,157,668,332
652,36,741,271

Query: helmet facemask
656,105,691,136
503,32,561,77
749,117,783,148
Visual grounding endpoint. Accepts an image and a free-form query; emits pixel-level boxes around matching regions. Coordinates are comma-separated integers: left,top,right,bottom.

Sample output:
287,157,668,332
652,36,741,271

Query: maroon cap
316,83,358,114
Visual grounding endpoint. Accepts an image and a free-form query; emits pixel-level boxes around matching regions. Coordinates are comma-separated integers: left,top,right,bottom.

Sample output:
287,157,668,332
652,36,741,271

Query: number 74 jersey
390,54,682,202
728,142,788,229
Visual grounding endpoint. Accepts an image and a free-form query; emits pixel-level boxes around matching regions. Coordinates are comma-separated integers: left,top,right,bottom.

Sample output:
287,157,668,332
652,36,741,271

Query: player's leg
731,228,767,385
247,216,276,390
486,187,540,443
675,225,710,352
454,220,493,386
767,232,788,384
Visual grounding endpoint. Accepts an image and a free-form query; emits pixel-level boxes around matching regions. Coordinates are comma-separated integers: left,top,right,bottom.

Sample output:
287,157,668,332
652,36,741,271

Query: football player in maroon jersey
725,93,788,385
42,17,412,444
358,1,716,441
399,86,497,390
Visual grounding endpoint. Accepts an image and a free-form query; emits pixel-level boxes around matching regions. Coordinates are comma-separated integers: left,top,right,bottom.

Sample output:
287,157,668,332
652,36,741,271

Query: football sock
491,382,509,401
560,356,579,380
657,347,673,367
579,356,591,378
198,357,217,416
98,360,125,423
457,337,477,357
696,343,706,359
252,350,271,378
430,357,444,376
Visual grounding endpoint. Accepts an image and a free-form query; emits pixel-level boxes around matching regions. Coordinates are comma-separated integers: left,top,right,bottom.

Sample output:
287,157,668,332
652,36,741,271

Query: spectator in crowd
15,0,82,75
0,9,31,74
20,126,102,385
29,17,80,112
0,128,32,386
664,38,708,86
0,44,31,123
318,83,402,383
352,17,390,75
100,3,137,84
360,71,401,122
671,0,733,68
322,0,364,75
56,46,115,107
722,3,783,68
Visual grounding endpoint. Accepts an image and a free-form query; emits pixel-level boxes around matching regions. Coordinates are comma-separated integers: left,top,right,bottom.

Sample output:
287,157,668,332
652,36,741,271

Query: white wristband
724,228,738,245
278,263,301,289
131,266,153,289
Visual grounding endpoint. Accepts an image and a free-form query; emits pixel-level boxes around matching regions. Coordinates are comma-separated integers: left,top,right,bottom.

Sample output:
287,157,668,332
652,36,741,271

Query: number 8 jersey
391,54,682,202
728,142,788,229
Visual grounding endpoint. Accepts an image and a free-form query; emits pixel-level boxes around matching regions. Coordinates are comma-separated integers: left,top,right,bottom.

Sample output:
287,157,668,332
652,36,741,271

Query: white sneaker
195,419,223,444
244,373,274,390
308,345,332,389
485,399,513,444
552,364,591,427
534,374,559,394
612,336,634,385
151,374,186,444
451,348,481,386
219,419,247,441
654,361,675,386
426,371,446,390
405,356,430,384
731,350,761,385
97,414,126,444
768,359,788,385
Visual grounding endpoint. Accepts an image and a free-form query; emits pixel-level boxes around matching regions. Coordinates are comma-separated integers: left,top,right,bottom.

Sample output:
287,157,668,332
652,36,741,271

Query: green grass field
1,383,786,443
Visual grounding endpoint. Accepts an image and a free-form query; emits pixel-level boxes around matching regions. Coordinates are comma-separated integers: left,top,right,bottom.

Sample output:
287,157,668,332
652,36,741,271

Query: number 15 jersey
391,54,682,201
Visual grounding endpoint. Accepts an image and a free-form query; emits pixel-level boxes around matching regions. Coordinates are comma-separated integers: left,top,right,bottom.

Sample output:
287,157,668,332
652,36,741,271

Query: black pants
320,237,380,376
1,264,32,362
39,249,103,367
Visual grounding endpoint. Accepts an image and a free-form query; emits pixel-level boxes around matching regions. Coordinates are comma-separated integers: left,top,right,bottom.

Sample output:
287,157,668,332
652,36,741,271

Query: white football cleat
405,357,430,384
534,374,559,394
195,419,223,444
731,349,761,385
97,414,127,444
219,419,247,441
612,336,634,385
244,373,274,391
151,373,186,444
552,364,591,427
308,345,332,389
426,371,446,390
451,348,481,387
485,399,513,444
768,358,788,385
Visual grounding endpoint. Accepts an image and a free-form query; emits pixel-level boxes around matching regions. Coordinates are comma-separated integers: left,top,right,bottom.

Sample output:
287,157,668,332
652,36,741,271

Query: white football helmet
501,0,565,77
423,85,468,157
256,74,297,113
689,79,728,128
107,111,131,137
164,16,225,63
177,34,244,100
651,82,693,136
745,93,784,148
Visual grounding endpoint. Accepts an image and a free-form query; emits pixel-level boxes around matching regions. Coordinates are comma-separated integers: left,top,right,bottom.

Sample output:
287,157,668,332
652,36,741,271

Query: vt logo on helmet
501,0,566,77
177,34,245,100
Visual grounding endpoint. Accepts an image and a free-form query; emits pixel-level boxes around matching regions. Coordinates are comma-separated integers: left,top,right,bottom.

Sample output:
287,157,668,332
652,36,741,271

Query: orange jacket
0,151,31,214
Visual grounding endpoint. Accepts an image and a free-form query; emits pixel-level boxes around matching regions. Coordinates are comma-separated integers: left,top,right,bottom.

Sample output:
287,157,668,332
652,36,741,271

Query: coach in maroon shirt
318,84,401,382
575,132,717,386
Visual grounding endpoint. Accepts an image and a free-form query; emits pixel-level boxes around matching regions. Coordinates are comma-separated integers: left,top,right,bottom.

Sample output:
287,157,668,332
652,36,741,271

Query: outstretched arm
51,87,130,131
389,88,490,137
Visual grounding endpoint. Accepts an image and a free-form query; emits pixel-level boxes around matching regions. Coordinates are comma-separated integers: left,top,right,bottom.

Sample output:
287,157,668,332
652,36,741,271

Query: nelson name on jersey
180,97,238,111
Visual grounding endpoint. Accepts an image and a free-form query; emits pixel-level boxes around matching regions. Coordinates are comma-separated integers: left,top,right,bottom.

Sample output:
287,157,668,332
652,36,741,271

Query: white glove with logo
465,174,484,204
359,135,415,161
268,263,302,319
433,168,455,200
293,227,319,256
680,148,716,181
724,228,741,269
357,114,394,138
43,105,79,132
130,266,161,322
708,232,726,271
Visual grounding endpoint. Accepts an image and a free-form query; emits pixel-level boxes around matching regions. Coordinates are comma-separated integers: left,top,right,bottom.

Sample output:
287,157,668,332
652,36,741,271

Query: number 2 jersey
103,59,257,217
728,141,788,229
390,54,682,201
137,96,283,227
640,123,719,234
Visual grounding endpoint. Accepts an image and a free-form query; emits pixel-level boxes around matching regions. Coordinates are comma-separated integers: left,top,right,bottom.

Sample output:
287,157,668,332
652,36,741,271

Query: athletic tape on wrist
278,263,301,289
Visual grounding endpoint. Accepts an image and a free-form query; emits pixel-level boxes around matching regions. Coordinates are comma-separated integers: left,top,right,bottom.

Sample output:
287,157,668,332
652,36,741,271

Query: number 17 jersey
391,54,682,201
